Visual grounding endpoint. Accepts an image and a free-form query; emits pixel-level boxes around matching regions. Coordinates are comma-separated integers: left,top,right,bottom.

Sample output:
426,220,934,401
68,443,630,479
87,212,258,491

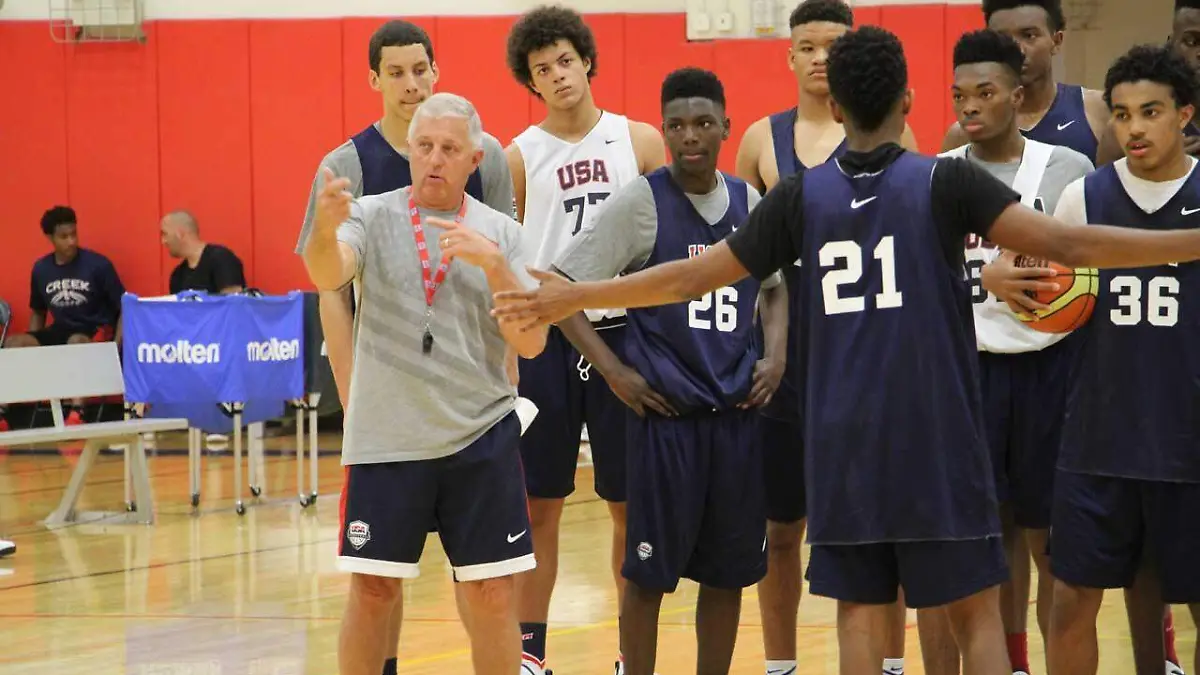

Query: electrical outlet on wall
716,12,734,31
692,12,711,34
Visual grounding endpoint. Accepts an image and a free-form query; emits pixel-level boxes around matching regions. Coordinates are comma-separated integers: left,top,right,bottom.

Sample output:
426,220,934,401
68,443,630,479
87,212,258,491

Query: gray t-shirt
555,172,780,290
961,143,1093,216
296,123,513,254
335,187,535,464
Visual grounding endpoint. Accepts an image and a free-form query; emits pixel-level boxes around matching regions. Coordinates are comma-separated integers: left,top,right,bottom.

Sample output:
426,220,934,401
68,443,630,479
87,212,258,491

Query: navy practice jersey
1059,163,1200,482
621,169,763,412
727,144,1021,544
30,248,124,333
352,124,485,199
759,108,847,422
1021,83,1098,164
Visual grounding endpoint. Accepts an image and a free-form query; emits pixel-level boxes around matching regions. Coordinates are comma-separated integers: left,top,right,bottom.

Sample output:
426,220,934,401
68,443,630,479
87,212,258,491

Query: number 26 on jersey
819,236,904,315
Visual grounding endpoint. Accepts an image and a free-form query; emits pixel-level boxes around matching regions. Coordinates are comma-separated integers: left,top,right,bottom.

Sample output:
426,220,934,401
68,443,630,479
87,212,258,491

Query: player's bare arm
319,289,355,406
941,121,971,153
434,217,549,358
734,118,771,192
743,282,788,409
28,310,46,333
303,168,358,291
1082,88,1111,143
555,310,678,417
505,144,528,223
987,202,1200,268
493,242,749,332
630,120,669,173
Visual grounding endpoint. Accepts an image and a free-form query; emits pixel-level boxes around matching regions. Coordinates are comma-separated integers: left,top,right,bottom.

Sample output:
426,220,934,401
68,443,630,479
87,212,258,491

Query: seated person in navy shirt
161,210,247,295
0,205,125,428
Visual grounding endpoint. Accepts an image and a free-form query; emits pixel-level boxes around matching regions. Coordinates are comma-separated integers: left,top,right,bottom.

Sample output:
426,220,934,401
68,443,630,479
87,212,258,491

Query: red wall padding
157,20,255,289
0,7,983,331
0,23,69,327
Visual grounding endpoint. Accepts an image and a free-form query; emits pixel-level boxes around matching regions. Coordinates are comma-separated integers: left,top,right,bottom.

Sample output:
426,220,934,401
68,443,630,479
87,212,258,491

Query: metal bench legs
45,434,156,527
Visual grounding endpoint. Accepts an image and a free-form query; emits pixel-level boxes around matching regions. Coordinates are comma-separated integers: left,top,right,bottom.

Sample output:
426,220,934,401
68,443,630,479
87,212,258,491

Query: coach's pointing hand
315,167,353,234
492,268,582,331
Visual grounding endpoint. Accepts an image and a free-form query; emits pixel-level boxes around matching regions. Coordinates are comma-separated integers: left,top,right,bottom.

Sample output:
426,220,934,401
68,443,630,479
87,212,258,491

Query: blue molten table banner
121,291,305,405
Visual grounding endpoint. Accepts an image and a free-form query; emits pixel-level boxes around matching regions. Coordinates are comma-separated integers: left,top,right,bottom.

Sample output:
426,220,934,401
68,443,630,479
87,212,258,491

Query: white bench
0,342,190,526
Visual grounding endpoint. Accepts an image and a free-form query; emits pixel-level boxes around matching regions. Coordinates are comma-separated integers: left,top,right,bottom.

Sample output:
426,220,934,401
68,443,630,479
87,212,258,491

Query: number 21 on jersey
819,236,904,315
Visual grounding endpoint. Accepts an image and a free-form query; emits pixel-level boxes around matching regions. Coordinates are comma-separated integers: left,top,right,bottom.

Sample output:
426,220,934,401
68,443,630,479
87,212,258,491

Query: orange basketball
1012,255,1099,333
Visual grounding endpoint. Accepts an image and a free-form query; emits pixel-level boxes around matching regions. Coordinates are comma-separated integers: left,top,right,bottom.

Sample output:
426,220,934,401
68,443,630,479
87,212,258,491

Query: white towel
516,397,539,436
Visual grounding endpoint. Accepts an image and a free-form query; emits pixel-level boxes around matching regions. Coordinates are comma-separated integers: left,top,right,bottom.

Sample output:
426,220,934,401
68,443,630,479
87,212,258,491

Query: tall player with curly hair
503,6,667,674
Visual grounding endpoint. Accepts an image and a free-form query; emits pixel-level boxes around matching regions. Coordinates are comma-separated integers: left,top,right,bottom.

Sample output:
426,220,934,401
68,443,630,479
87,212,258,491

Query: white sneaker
1167,661,1186,675
0,539,15,558
520,659,546,675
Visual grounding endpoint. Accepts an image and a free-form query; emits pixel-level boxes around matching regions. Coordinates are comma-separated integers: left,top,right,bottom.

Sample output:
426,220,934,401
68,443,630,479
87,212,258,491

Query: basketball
1013,255,1099,333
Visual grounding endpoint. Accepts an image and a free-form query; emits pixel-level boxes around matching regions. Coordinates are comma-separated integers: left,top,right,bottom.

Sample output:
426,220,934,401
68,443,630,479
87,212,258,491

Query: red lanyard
409,194,467,308
409,193,467,354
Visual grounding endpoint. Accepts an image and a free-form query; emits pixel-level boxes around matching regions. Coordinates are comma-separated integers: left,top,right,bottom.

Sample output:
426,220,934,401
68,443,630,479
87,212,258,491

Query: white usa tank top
514,111,640,322
941,138,1067,353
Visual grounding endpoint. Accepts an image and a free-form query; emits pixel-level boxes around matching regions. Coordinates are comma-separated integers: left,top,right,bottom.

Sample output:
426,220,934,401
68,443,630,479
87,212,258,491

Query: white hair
407,92,484,150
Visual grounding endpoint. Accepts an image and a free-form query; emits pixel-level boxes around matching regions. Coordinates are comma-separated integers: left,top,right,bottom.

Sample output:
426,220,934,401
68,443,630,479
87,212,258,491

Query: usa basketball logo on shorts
636,541,653,561
347,520,371,550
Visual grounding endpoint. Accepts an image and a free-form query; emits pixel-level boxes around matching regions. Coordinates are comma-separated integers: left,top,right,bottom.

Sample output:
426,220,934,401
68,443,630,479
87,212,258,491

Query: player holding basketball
943,0,1106,164
733,3,915,673
925,29,1093,675
504,7,666,674
1046,44,1200,675
492,26,1200,675
294,21,515,675
548,66,784,675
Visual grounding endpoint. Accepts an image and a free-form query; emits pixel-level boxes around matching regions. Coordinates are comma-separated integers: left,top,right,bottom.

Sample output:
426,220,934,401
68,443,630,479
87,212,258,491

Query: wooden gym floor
0,431,1193,674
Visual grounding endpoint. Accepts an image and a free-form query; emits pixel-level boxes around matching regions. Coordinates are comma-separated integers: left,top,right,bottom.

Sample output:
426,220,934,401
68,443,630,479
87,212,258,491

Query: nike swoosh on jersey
850,196,877,208
1182,206,1200,215
1057,120,1076,130
508,530,528,543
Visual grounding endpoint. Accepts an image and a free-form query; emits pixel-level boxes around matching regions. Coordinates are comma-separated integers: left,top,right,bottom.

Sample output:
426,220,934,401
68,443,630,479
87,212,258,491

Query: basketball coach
302,92,548,675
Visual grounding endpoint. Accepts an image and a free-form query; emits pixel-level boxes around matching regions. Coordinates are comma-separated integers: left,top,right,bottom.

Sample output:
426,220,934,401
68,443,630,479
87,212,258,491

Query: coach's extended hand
492,268,583,331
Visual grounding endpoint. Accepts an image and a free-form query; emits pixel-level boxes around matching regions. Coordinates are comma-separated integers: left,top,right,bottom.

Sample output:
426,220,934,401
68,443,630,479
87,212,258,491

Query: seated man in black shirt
1,206,126,428
161,210,247,295
492,25,1200,675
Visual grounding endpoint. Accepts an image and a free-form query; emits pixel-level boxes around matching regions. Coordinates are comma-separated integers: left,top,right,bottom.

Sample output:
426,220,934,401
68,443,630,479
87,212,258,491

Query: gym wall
0,0,986,331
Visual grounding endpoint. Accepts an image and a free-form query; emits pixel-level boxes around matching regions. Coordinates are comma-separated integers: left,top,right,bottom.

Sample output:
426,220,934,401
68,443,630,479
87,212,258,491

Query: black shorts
336,413,535,581
622,408,767,593
517,324,628,502
28,323,114,346
1050,470,1200,604
762,415,805,523
978,336,1077,529
806,537,1008,609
